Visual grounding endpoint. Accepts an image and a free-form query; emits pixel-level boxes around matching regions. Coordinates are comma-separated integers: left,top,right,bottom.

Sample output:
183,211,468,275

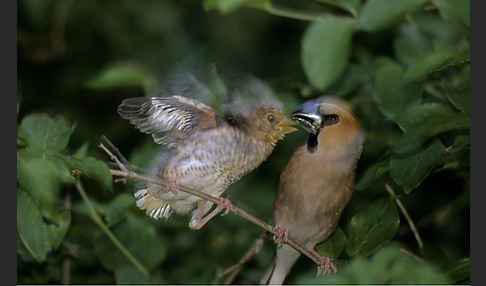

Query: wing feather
118,96,217,146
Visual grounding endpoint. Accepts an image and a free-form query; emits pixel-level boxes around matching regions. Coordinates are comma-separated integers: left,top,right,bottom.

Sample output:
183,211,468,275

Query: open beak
276,118,298,134
291,111,322,135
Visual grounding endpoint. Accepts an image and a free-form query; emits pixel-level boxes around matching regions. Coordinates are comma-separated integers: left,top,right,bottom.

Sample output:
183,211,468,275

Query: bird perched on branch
117,68,297,230
262,97,364,284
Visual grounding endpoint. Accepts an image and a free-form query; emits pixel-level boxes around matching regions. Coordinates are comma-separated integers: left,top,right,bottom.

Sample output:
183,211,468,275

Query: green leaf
445,64,470,113
18,113,75,152
316,227,347,259
94,214,167,272
103,194,134,227
344,198,400,257
373,61,422,124
355,160,390,191
358,0,427,31
433,0,470,27
390,140,446,193
17,190,50,262
69,156,113,192
446,257,470,283
403,50,457,83
17,190,70,263
73,143,90,159
393,113,469,154
203,0,250,13
17,154,74,215
315,0,361,17
86,63,157,95
394,22,433,65
298,244,450,284
394,102,457,133
301,15,355,90
325,64,371,97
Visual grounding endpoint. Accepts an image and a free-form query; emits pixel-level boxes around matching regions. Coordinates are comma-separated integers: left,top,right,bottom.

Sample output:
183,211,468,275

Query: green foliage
344,198,400,257
297,244,450,284
18,0,469,284
301,15,355,90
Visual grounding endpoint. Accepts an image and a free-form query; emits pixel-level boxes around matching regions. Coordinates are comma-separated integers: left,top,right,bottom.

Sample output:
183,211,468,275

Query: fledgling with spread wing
118,68,297,230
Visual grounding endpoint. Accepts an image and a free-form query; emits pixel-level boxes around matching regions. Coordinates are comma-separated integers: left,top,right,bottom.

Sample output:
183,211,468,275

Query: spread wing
118,96,218,147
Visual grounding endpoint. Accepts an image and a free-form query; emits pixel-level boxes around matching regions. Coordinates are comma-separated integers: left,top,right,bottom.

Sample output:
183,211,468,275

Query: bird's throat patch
307,131,319,153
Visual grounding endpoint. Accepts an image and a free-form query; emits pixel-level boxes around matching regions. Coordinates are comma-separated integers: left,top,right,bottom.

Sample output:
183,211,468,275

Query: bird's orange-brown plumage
265,97,364,284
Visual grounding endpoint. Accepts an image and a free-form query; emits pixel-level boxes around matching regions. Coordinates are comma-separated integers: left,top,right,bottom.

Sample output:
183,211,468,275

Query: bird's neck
315,119,364,167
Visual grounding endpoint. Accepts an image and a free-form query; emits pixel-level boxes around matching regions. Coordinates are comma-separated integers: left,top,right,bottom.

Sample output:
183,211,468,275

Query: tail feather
265,244,301,285
134,189,172,219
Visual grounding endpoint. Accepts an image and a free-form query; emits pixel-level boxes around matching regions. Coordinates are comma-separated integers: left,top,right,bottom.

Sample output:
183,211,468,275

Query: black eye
267,114,274,122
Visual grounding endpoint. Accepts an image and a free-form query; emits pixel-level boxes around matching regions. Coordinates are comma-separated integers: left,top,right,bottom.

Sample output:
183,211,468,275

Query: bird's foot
272,225,289,244
315,256,337,276
219,197,233,216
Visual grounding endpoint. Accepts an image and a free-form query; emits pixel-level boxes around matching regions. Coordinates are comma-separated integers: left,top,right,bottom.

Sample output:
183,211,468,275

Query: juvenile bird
263,97,364,284
118,73,297,230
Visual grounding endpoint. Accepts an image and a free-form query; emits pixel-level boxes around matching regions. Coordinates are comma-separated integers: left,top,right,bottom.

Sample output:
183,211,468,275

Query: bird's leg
309,249,337,275
272,225,289,245
189,198,233,230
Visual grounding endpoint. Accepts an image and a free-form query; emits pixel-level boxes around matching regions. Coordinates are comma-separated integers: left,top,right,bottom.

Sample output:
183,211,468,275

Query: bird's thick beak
291,111,322,135
276,118,298,134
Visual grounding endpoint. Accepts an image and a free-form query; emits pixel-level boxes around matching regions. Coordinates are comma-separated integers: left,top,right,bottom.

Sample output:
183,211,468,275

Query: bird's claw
316,256,337,276
273,226,289,244
219,197,233,216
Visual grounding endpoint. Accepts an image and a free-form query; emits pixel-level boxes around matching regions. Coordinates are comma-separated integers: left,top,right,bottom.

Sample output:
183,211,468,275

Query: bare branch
385,184,424,250
99,143,325,269
221,232,267,284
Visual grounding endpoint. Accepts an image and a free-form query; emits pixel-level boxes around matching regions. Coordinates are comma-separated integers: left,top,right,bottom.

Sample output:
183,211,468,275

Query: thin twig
385,184,424,250
75,180,149,276
399,248,425,263
222,232,267,284
99,143,324,268
61,192,72,285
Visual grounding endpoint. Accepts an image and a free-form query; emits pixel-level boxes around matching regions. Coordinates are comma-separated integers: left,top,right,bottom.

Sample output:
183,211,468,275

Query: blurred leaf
355,160,389,191
86,63,157,95
394,102,457,133
18,113,75,152
446,257,470,283
73,143,90,158
393,113,469,154
298,244,450,284
115,267,166,284
94,214,167,272
17,155,74,215
344,198,400,257
357,0,427,31
203,0,264,13
394,22,433,65
68,156,113,192
403,49,467,83
316,0,361,16
302,15,355,90
432,0,470,27
325,64,371,97
445,64,470,113
102,194,134,227
390,140,445,193
316,227,347,259
17,190,70,263
373,61,422,125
